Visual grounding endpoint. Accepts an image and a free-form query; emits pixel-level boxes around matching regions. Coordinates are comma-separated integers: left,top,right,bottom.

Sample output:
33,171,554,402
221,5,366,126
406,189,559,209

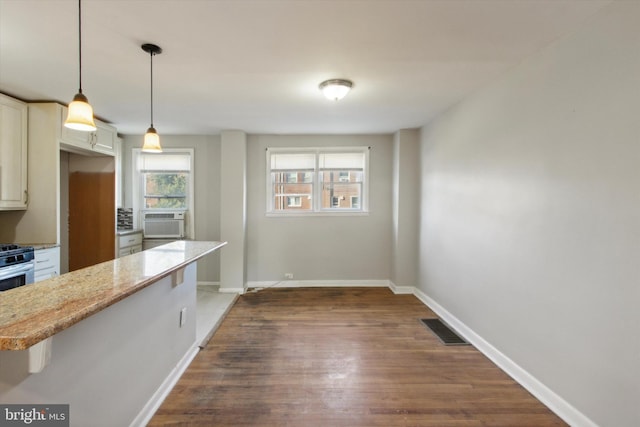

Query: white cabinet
58,105,116,156
34,247,60,282
0,93,28,210
116,230,143,257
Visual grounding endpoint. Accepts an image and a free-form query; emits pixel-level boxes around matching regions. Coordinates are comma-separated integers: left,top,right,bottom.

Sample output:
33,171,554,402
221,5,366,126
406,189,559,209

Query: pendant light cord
150,50,154,127
78,0,83,94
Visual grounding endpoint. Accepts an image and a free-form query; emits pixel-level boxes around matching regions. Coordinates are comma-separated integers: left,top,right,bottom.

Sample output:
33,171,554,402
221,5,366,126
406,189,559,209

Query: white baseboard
411,286,598,427
197,281,220,287
247,279,389,290
388,280,415,294
218,286,246,294
130,343,200,427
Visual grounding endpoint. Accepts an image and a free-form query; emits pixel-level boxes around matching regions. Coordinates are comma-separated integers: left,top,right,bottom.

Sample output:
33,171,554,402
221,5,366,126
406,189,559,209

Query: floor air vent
420,318,469,345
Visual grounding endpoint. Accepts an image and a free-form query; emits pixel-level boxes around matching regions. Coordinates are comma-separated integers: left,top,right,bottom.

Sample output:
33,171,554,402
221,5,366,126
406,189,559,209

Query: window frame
131,148,195,237
266,146,369,216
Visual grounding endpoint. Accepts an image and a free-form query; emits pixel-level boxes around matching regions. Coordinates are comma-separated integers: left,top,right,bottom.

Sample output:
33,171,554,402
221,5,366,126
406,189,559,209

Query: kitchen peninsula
0,240,227,427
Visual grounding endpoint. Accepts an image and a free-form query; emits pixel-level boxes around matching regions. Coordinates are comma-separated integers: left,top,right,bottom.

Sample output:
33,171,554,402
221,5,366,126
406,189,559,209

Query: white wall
121,135,222,283
246,134,393,282
418,3,639,426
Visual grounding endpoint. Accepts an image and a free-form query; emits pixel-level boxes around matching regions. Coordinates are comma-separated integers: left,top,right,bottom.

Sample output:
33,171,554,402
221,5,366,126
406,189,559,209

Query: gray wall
391,129,420,287
121,135,222,282
418,3,639,426
246,134,393,282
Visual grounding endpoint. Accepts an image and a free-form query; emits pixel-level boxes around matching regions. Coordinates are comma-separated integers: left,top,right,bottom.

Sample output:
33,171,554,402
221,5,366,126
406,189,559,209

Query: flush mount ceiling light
319,79,353,101
64,0,96,131
141,43,163,153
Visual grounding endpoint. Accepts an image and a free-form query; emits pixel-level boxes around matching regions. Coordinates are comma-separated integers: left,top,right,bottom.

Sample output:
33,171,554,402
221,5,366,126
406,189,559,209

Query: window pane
272,172,313,210
320,170,362,210
144,173,188,209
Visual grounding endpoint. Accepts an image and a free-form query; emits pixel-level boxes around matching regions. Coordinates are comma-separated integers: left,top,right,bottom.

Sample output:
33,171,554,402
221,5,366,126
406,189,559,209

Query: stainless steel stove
0,244,35,292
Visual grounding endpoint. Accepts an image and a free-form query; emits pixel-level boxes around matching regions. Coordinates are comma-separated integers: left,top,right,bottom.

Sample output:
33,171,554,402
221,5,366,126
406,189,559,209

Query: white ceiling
0,0,610,136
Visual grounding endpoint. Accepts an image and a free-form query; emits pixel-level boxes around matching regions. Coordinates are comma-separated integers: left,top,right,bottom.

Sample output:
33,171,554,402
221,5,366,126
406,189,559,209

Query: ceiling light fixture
319,79,353,101
141,43,163,153
64,0,96,131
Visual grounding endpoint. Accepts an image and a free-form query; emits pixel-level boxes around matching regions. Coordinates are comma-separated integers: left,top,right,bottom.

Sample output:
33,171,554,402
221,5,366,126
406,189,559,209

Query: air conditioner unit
142,211,185,238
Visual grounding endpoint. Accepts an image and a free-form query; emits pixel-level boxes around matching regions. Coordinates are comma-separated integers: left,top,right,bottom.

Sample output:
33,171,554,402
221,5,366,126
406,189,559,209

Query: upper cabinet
0,93,28,210
58,105,116,156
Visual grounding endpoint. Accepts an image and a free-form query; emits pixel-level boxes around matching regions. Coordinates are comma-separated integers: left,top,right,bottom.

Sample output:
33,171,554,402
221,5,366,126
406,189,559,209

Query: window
132,148,195,236
267,147,368,214
285,172,298,183
351,196,360,209
138,152,191,209
287,196,302,207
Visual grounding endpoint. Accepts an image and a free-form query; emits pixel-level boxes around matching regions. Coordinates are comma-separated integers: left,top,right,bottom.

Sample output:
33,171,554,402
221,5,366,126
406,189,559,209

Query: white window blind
319,152,365,170
270,153,315,171
138,153,191,172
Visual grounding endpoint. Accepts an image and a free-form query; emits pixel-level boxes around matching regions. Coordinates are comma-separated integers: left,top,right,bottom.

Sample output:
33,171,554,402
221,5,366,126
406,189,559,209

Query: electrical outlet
179,307,187,327
284,273,294,279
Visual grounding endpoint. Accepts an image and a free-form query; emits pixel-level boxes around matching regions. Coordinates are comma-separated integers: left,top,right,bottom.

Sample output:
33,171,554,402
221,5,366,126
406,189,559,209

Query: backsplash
117,208,133,230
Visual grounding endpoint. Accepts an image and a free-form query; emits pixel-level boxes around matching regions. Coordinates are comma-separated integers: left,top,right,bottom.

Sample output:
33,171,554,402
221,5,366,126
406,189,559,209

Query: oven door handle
0,261,35,281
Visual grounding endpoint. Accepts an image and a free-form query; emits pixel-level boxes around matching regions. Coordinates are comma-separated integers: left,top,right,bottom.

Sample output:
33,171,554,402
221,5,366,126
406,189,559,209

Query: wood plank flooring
149,287,566,426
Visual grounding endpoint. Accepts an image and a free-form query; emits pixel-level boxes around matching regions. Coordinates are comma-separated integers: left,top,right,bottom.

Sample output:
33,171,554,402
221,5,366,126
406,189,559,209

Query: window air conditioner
142,211,185,238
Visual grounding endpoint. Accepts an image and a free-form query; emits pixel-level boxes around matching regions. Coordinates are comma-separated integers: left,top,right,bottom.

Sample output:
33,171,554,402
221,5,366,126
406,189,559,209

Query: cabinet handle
24,190,28,204
87,132,97,147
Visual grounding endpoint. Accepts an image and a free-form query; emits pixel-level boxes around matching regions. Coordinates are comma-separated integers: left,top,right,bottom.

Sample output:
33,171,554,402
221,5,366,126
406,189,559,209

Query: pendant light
141,43,163,153
64,0,96,131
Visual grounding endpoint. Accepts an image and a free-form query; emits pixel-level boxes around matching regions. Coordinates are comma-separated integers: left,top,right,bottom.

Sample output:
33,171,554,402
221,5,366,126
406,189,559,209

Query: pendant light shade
319,79,353,101
141,43,163,153
143,126,162,153
65,0,96,131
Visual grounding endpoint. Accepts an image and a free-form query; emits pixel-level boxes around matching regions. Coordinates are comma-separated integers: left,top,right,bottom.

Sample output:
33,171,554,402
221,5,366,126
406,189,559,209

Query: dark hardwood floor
149,287,566,426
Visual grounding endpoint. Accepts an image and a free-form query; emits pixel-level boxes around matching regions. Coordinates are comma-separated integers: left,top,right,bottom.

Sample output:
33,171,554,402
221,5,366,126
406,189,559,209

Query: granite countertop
116,228,143,236
16,243,60,250
0,240,227,351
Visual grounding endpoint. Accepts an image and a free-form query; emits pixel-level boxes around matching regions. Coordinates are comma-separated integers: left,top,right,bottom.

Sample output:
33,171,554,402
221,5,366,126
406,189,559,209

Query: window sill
265,211,370,218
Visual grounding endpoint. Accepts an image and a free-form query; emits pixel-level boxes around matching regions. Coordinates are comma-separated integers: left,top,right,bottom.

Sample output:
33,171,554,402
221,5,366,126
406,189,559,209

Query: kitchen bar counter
0,240,226,350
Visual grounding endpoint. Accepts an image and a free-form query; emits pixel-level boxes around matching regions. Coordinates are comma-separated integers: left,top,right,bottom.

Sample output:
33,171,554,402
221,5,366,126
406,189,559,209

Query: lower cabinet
34,247,60,282
116,230,143,258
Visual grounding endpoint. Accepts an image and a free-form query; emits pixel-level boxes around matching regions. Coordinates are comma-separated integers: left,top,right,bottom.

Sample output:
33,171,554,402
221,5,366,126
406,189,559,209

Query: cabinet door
118,233,143,249
69,172,115,271
59,106,93,149
93,121,116,155
116,232,143,258
0,94,28,210
118,247,133,257
58,105,116,156
34,247,60,282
